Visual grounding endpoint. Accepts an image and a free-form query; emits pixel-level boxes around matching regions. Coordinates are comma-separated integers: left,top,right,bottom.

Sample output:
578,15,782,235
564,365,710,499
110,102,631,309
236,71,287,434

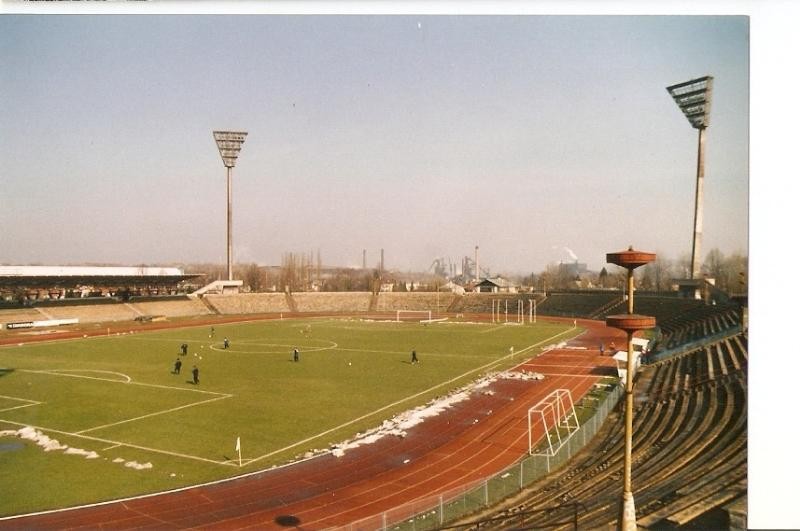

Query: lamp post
666,76,713,280
606,246,656,531
213,131,248,281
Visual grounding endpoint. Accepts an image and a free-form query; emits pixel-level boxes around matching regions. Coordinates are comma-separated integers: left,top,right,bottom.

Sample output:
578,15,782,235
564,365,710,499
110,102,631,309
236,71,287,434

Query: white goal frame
528,388,580,456
395,310,432,322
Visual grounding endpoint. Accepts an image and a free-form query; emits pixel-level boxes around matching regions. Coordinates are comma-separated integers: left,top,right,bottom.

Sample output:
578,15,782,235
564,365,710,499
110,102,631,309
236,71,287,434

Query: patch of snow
124,461,153,470
327,369,543,458
0,427,152,470
64,447,99,459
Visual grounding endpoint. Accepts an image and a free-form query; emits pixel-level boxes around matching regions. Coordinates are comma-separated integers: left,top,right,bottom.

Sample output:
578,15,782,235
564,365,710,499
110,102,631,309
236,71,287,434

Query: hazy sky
0,14,749,274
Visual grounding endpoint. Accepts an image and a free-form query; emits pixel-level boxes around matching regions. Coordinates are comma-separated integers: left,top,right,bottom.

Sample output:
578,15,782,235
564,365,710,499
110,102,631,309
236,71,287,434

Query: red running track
1,318,625,530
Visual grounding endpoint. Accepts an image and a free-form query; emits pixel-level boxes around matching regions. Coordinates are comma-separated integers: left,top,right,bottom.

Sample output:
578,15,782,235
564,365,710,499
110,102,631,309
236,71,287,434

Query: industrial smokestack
363,249,366,270
380,248,384,275
475,245,479,281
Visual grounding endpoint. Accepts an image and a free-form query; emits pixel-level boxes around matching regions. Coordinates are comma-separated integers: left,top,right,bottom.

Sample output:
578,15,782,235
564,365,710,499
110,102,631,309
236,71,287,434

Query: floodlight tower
606,246,656,531
666,76,713,280
213,131,248,281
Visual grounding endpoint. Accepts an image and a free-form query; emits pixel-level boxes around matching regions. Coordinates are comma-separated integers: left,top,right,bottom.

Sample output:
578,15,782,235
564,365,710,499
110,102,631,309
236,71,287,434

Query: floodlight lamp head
213,130,248,168
666,76,714,130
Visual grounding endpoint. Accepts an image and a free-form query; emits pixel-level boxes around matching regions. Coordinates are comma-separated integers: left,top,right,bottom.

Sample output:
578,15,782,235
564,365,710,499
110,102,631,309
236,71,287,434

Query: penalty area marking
0,394,43,413
0,418,237,467
16,368,234,439
75,393,232,435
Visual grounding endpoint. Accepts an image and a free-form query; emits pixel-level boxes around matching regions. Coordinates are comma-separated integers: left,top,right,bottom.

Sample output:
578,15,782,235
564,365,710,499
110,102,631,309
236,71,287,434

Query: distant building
441,281,465,295
474,277,518,294
559,262,588,278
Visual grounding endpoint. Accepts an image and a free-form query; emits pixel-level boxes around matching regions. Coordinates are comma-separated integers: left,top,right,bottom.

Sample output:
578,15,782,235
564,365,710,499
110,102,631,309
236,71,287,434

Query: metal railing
337,385,623,531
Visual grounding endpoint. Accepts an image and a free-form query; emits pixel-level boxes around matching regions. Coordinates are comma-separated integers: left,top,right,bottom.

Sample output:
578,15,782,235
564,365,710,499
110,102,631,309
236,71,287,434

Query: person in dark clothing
192,365,199,385
223,337,229,349
293,348,299,362
173,358,182,374
180,343,188,356
411,349,418,364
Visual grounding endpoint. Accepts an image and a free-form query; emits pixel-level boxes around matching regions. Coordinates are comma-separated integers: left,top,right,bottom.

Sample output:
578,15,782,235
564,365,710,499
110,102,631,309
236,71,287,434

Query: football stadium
0,12,763,531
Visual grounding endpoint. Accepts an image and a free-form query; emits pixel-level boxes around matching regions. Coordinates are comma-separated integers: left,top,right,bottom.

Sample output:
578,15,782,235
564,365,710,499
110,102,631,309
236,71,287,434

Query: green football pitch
0,316,577,516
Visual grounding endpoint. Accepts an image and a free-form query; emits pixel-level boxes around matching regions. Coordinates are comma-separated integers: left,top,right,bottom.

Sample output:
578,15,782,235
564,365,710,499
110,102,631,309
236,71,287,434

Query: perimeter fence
337,384,623,531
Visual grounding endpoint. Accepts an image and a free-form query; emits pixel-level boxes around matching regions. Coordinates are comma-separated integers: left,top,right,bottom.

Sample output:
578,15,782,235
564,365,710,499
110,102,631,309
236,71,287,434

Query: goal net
396,310,432,322
528,389,580,456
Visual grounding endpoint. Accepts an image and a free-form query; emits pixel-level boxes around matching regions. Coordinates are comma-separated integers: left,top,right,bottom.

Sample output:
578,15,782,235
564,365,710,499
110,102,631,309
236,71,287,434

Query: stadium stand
36,302,140,323
536,291,621,318
456,333,747,530
375,292,457,312
0,307,43,327
454,293,544,314
291,292,372,313
129,297,214,318
204,293,291,314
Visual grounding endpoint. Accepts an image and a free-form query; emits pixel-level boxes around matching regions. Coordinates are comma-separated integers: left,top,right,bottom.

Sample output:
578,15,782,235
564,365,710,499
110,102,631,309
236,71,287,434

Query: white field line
325,346,487,360
20,369,230,397
0,394,42,413
479,325,508,334
243,327,574,467
13,369,234,455
20,369,133,383
0,419,236,467
208,341,337,354
75,394,232,435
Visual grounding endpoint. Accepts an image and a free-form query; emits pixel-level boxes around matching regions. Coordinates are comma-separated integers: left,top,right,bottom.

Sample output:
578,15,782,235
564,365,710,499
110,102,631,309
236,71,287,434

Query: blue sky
0,15,749,273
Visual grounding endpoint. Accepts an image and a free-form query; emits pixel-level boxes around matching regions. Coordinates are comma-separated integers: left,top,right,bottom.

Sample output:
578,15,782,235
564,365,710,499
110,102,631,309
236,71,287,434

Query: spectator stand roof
0,266,201,291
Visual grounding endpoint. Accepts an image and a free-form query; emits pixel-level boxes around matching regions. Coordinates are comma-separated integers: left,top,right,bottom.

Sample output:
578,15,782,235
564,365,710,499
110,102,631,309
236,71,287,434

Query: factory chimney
475,245,479,282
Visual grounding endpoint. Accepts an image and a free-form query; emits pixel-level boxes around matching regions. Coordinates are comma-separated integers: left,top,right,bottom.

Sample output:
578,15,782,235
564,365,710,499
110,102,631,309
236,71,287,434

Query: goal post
396,310,432,322
528,389,580,456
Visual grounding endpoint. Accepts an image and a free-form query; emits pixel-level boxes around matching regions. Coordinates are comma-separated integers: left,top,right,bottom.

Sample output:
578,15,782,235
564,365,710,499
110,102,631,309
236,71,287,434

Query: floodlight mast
213,131,248,281
666,76,713,280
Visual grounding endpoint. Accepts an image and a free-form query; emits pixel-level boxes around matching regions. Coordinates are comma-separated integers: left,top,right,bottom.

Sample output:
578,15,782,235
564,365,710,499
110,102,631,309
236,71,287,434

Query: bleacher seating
477,333,747,529
457,293,543,314
37,303,140,323
291,292,372,313
537,292,621,317
0,307,44,326
375,292,456,312
130,298,213,318
204,293,291,315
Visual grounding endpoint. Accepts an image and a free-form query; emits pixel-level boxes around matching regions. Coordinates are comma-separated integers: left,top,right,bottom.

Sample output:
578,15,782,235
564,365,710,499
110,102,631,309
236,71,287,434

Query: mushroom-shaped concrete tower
605,247,657,531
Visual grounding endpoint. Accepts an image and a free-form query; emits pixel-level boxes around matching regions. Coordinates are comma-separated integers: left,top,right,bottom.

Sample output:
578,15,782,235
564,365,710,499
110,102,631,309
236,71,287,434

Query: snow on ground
328,370,544,458
0,427,151,470
0,426,98,458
